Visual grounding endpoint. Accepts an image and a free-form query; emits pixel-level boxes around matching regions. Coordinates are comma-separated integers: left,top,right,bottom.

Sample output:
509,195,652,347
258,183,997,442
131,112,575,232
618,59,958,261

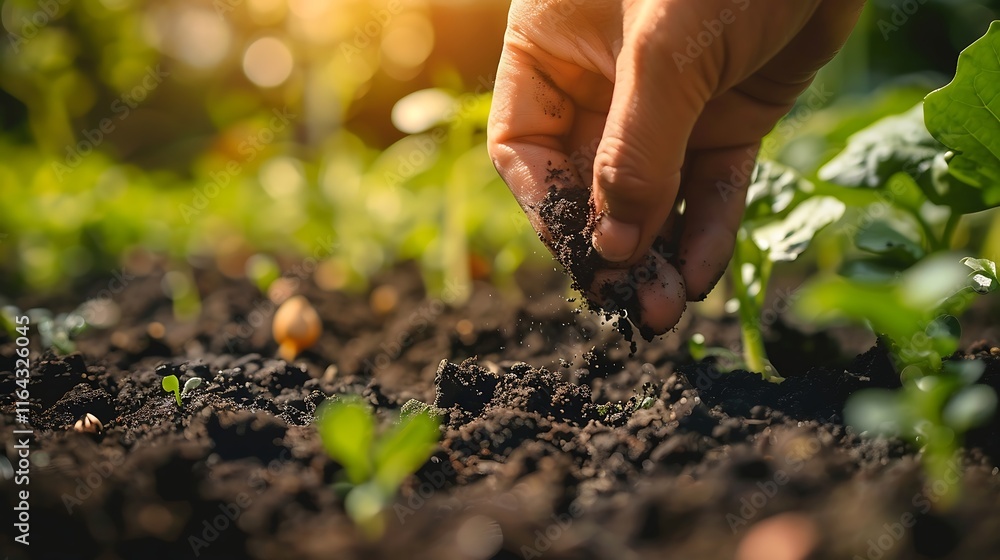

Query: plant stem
912,210,939,252
941,212,960,251
731,238,782,382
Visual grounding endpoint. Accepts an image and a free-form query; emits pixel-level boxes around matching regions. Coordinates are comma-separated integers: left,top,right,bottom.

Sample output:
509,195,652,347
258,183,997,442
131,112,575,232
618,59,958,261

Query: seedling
162,375,202,407
316,396,441,538
272,295,322,361
797,255,998,502
819,25,1000,283
1,304,88,355
726,162,846,382
795,24,1000,498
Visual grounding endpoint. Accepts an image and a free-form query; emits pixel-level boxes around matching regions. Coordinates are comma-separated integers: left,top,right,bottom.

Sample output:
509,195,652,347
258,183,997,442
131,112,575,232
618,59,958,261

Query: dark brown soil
537,179,646,347
536,177,688,346
3,263,1000,560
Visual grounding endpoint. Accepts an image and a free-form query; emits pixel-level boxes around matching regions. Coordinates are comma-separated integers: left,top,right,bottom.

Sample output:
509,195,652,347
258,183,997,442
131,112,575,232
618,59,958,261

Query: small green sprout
316,396,441,538
161,375,203,407
1,304,89,355
797,255,998,503
726,162,845,382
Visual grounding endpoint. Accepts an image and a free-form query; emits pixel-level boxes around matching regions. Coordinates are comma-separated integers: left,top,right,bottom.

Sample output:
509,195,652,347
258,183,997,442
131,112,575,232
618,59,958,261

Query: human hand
488,0,865,337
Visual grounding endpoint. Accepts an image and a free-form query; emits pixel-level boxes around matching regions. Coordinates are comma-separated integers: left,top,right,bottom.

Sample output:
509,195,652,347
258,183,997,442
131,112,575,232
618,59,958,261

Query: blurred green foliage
0,0,535,299
1,0,998,303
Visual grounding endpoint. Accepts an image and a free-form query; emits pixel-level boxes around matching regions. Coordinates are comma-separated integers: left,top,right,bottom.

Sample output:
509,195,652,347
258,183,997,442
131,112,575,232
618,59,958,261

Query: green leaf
924,21,1000,211
838,258,902,283
845,389,905,436
921,315,962,361
898,254,970,309
162,375,181,407
943,385,997,432
854,220,924,264
750,196,845,262
744,161,814,220
372,411,440,493
942,359,987,385
962,257,999,294
795,276,923,343
317,398,375,485
819,105,940,190
181,377,202,397
819,103,990,213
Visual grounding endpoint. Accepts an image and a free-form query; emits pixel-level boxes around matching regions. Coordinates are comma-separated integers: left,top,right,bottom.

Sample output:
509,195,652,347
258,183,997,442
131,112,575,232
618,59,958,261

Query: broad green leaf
819,105,940,189
317,398,375,485
838,258,903,283
924,21,1000,210
854,220,924,264
373,411,440,493
942,385,997,432
962,257,999,294
898,254,970,309
819,104,990,213
795,276,922,343
942,359,987,385
744,161,814,220
750,196,845,262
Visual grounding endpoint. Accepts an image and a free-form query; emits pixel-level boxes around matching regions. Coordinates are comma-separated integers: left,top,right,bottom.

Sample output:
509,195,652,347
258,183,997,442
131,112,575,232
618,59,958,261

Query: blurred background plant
1,0,999,313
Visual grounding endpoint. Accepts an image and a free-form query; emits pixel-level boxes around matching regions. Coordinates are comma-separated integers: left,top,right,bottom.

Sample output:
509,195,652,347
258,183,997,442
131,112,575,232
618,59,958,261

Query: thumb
591,9,711,263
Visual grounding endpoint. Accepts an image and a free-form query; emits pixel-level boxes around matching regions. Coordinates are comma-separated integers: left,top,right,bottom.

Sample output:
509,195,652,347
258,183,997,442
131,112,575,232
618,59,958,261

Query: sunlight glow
243,36,294,87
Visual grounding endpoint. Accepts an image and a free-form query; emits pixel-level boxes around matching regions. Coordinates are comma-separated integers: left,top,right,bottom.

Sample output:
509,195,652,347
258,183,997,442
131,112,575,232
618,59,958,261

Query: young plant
795,25,1000,499
316,396,441,538
797,255,998,502
1,304,88,354
161,375,202,407
819,24,1000,281
726,162,846,382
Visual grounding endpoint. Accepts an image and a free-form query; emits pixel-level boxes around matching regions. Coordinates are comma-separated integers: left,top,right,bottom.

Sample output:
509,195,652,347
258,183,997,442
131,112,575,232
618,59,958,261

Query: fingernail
592,215,639,262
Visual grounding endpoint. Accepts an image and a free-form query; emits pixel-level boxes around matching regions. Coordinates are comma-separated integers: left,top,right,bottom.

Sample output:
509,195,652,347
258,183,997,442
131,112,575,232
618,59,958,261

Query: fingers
676,144,759,301
590,1,711,265
588,251,687,338
754,0,868,87
488,45,584,236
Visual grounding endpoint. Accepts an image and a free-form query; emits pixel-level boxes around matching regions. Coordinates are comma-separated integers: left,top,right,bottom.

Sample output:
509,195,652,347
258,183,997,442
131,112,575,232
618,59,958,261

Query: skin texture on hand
488,0,866,335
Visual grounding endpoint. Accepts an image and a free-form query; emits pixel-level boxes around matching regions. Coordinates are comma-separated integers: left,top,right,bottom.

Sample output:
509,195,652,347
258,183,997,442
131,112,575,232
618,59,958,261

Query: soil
536,176,688,346
3,263,1000,560
536,180,642,346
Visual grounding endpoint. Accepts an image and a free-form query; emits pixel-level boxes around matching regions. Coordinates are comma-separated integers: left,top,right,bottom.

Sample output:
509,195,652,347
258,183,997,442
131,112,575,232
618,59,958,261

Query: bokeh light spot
243,37,294,87
381,13,434,70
